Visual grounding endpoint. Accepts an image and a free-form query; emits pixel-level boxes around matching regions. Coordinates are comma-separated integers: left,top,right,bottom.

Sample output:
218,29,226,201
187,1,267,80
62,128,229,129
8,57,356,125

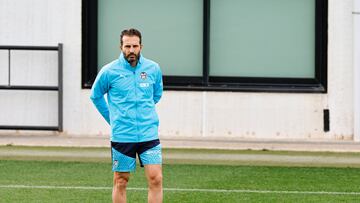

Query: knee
114,176,129,189
148,174,162,187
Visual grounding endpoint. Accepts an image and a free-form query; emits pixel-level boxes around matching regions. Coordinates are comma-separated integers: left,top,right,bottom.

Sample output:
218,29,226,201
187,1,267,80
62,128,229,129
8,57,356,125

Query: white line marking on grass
1,185,360,196
0,185,112,190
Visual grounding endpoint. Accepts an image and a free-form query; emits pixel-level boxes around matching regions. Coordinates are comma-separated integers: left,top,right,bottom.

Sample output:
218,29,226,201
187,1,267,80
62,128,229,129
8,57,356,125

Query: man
90,28,163,203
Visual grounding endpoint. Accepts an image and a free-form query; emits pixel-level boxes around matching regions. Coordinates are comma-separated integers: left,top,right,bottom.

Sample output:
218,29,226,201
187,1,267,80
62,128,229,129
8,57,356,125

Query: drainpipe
354,0,360,141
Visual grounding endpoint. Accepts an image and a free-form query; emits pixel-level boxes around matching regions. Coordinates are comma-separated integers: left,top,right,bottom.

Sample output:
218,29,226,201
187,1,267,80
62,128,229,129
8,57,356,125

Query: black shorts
111,139,162,172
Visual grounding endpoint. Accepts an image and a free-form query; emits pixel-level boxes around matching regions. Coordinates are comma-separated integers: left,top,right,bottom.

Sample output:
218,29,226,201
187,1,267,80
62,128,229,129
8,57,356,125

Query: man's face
121,35,142,66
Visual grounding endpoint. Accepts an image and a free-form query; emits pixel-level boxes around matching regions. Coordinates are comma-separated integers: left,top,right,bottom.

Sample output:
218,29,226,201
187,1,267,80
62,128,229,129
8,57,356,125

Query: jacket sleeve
90,68,111,124
153,65,163,104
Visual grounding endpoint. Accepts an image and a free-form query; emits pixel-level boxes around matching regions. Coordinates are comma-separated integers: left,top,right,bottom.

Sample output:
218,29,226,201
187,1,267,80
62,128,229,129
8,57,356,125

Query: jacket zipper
133,70,140,142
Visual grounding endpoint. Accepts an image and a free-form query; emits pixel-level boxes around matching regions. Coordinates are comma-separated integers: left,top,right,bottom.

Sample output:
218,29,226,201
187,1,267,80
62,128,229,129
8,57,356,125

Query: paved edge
0,135,360,152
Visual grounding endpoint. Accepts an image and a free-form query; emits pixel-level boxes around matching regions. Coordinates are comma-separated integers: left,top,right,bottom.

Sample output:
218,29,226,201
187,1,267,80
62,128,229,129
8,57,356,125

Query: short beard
124,53,140,66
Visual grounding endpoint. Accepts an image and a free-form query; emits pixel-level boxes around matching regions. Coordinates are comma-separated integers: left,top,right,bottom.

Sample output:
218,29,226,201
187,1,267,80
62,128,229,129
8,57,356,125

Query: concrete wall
354,0,360,141
0,0,82,132
0,0,356,141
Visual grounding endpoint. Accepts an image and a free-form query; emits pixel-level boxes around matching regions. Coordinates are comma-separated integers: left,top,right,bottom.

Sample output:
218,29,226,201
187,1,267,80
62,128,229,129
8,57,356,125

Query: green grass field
1,146,360,202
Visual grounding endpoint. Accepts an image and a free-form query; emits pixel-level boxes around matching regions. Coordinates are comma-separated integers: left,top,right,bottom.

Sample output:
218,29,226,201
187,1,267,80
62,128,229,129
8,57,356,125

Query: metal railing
0,44,63,131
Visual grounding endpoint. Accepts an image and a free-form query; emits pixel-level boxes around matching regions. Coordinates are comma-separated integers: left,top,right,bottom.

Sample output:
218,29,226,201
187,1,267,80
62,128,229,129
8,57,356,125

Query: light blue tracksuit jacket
90,53,163,143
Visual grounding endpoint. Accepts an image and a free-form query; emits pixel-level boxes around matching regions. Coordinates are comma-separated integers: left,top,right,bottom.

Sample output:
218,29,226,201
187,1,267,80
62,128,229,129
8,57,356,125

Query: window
82,0,328,92
98,0,203,77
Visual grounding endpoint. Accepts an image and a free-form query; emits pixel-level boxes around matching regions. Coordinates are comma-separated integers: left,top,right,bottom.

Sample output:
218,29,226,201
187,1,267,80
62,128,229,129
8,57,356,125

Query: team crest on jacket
140,72,147,80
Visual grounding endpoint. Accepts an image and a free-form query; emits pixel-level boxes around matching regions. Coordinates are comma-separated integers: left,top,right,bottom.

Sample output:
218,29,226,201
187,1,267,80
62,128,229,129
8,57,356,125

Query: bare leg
112,172,130,203
144,164,163,203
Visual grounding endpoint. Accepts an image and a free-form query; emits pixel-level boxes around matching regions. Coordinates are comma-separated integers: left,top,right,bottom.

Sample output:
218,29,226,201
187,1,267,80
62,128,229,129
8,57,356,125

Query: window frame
82,0,328,93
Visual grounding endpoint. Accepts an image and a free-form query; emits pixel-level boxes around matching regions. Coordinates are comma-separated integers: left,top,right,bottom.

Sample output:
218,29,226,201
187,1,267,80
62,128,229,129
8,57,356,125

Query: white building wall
0,0,356,141
0,0,83,131
328,0,354,139
354,0,360,141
